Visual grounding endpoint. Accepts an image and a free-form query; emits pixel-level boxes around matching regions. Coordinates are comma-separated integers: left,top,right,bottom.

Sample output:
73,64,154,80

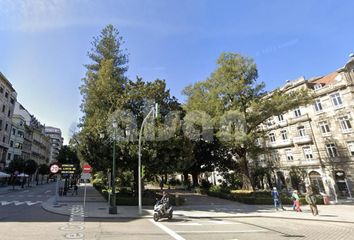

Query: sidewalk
42,184,354,223
0,181,52,195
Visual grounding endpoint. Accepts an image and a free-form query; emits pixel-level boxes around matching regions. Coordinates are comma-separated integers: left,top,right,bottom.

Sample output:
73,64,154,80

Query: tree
78,24,128,171
24,159,38,187
38,164,49,184
183,52,311,190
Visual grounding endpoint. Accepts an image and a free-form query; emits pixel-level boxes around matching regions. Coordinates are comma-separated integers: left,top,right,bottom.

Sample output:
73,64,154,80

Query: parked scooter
153,192,173,222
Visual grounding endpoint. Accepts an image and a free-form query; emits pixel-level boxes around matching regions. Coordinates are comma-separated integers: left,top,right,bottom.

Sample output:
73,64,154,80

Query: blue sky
0,0,353,144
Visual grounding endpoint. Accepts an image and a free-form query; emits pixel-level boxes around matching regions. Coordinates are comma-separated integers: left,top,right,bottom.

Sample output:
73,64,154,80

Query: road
1,183,354,240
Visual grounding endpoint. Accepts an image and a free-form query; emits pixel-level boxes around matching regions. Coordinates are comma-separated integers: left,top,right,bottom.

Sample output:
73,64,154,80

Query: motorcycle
153,198,173,222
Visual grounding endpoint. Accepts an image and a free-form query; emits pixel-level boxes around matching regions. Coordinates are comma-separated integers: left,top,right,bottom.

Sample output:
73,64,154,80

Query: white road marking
149,219,186,240
0,201,43,206
45,190,51,194
14,201,25,206
0,201,13,206
25,201,42,206
176,230,268,233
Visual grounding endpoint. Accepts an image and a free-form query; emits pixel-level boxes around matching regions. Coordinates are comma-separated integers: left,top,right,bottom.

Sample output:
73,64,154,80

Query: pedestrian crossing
0,200,43,206
5,195,52,198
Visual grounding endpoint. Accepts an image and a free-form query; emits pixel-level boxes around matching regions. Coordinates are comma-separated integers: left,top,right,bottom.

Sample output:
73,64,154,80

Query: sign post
81,164,92,209
50,164,60,205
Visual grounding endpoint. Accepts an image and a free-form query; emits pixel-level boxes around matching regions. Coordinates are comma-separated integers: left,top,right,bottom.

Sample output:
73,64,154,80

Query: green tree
24,159,38,187
38,164,49,184
78,24,128,171
183,52,311,190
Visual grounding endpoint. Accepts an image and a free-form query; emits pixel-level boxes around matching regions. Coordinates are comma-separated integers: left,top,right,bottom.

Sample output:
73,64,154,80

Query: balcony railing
288,113,310,125
293,135,312,144
267,139,293,148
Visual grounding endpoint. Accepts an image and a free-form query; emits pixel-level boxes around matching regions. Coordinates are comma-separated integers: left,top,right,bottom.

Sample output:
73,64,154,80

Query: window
331,93,343,107
2,136,5,142
15,142,22,149
18,131,24,138
314,84,323,90
0,119,2,130
10,140,13,147
347,142,354,156
7,153,11,160
5,123,8,131
294,108,301,117
314,99,323,112
298,126,306,137
271,151,280,162
303,147,313,160
319,121,330,134
0,87,3,93
10,98,14,104
285,149,294,161
338,116,352,132
12,128,16,135
269,133,276,143
326,143,338,157
278,115,284,122
7,110,10,117
280,130,288,140
2,105,5,113
5,92,8,98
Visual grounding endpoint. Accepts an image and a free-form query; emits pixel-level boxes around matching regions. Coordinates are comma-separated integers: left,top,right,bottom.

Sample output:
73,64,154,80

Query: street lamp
138,103,158,215
109,120,118,214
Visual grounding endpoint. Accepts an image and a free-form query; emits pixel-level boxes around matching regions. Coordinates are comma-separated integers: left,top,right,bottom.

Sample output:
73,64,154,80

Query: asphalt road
1,183,354,240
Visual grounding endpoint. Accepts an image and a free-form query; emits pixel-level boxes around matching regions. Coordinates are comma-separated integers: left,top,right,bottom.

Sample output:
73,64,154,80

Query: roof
311,72,338,85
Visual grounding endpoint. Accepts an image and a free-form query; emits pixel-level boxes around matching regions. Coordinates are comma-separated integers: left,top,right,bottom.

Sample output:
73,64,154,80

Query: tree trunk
240,157,254,191
191,172,199,187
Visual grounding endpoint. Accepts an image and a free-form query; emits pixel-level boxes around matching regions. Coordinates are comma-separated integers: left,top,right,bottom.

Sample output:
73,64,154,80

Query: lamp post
109,120,118,214
138,103,158,215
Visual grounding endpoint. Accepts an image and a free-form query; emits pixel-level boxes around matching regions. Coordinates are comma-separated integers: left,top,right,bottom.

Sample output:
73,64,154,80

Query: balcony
288,113,310,125
293,135,312,144
267,139,293,148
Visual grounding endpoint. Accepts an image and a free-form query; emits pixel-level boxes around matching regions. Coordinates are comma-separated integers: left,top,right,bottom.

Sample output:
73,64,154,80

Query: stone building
0,72,17,170
261,55,354,201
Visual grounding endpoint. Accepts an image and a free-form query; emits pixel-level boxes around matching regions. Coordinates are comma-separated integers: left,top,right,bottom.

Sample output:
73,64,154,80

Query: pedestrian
271,187,285,211
305,187,318,216
159,179,164,190
292,190,302,212
72,184,78,196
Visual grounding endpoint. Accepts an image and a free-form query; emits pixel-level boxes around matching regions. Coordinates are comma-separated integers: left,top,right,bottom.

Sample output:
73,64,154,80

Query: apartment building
13,102,51,166
7,114,25,166
45,126,63,163
0,72,17,170
261,55,354,200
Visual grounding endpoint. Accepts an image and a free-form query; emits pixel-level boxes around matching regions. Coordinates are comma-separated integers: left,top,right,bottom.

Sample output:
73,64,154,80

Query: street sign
50,164,60,174
81,173,91,180
82,164,92,173
60,164,76,174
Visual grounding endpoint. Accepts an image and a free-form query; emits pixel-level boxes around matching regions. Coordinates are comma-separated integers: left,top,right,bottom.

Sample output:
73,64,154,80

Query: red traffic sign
82,164,92,173
50,164,60,174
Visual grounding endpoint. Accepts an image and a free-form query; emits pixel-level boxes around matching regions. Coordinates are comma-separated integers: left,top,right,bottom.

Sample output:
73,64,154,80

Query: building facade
7,114,25,166
0,72,17,170
261,56,354,200
44,126,63,163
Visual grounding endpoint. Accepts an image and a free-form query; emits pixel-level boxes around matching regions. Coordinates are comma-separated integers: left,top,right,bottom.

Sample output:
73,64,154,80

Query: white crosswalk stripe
0,201,43,206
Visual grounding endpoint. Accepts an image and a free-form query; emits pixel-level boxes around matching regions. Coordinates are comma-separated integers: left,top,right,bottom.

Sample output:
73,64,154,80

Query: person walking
292,190,302,212
271,187,285,211
305,187,318,216
72,184,78,196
